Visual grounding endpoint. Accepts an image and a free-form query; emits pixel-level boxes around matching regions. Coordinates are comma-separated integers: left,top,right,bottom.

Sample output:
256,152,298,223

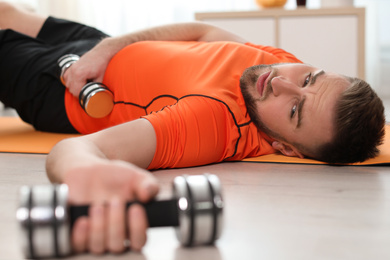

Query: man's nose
271,76,300,97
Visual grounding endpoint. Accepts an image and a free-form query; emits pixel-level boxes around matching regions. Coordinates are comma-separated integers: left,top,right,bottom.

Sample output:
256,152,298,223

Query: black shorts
0,17,109,133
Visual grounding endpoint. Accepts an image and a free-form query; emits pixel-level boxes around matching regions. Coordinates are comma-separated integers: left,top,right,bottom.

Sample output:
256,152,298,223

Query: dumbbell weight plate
174,174,223,246
78,82,114,118
17,184,70,258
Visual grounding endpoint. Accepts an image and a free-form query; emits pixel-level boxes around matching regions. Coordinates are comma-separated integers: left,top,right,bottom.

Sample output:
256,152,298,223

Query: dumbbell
16,174,224,259
58,54,114,118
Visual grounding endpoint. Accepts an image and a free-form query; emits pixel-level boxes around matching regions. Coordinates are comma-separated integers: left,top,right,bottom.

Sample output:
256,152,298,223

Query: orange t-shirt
64,41,301,169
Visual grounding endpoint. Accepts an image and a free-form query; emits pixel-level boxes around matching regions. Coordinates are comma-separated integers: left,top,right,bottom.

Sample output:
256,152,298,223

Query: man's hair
312,77,385,164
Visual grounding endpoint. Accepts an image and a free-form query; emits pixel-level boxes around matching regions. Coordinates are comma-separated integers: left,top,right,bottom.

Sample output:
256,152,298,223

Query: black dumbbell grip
69,199,179,228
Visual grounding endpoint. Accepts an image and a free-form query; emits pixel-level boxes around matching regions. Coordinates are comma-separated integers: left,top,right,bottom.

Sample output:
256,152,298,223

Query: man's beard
239,64,279,140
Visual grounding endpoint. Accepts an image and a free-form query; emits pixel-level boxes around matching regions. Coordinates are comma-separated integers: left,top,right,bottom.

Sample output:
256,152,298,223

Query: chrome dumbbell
58,54,114,118
17,174,224,259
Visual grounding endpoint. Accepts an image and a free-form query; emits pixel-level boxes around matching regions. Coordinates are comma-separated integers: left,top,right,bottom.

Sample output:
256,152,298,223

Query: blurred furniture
196,7,365,79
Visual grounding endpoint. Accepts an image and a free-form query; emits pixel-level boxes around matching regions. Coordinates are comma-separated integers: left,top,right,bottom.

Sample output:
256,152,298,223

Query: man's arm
46,118,156,182
63,22,246,96
46,119,158,253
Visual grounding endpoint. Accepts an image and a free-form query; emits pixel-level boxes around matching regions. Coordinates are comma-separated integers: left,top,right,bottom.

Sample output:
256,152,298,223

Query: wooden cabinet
196,8,365,79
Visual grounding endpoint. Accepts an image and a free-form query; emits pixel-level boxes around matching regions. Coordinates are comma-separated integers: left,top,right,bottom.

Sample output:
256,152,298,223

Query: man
0,1,385,255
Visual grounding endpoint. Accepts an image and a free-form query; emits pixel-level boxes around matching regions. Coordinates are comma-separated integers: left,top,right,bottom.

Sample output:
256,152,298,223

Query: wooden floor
1,152,390,260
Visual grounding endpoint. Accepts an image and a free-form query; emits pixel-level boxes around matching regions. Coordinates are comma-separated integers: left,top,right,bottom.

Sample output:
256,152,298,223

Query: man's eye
291,104,297,118
303,73,312,87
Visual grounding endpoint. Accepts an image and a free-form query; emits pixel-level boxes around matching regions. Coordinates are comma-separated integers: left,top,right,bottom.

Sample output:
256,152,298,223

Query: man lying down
0,1,385,255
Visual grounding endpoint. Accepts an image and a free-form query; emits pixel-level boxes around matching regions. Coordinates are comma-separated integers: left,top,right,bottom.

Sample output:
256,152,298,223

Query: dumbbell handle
69,199,179,228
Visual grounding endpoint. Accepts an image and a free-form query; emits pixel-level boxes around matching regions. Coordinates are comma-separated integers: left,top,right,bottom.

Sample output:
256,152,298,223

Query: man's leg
0,1,46,38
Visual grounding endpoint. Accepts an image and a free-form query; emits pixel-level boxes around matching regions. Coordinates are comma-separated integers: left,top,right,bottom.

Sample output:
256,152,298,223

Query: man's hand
61,39,113,97
63,160,159,254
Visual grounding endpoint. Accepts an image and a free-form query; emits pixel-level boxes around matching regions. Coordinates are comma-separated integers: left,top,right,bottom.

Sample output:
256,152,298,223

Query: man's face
240,63,350,158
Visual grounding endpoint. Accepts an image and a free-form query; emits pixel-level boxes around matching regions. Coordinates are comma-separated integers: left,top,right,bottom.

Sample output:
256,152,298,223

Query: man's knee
0,1,35,12
0,1,14,14
0,1,42,37
0,1,36,25
0,1,17,27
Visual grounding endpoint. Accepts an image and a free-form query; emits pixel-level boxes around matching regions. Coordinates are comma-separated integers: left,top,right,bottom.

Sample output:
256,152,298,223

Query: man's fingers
106,162,159,203
62,66,88,97
68,80,86,97
71,217,89,253
126,169,159,203
64,163,159,255
138,177,159,202
107,197,126,253
128,204,148,251
95,75,105,84
88,204,106,254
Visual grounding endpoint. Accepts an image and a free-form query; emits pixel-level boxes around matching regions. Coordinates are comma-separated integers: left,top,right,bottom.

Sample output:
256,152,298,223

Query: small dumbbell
16,174,224,259
58,54,114,118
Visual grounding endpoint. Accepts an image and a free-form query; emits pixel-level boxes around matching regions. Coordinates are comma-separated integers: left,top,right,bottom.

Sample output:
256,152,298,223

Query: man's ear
272,141,304,158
